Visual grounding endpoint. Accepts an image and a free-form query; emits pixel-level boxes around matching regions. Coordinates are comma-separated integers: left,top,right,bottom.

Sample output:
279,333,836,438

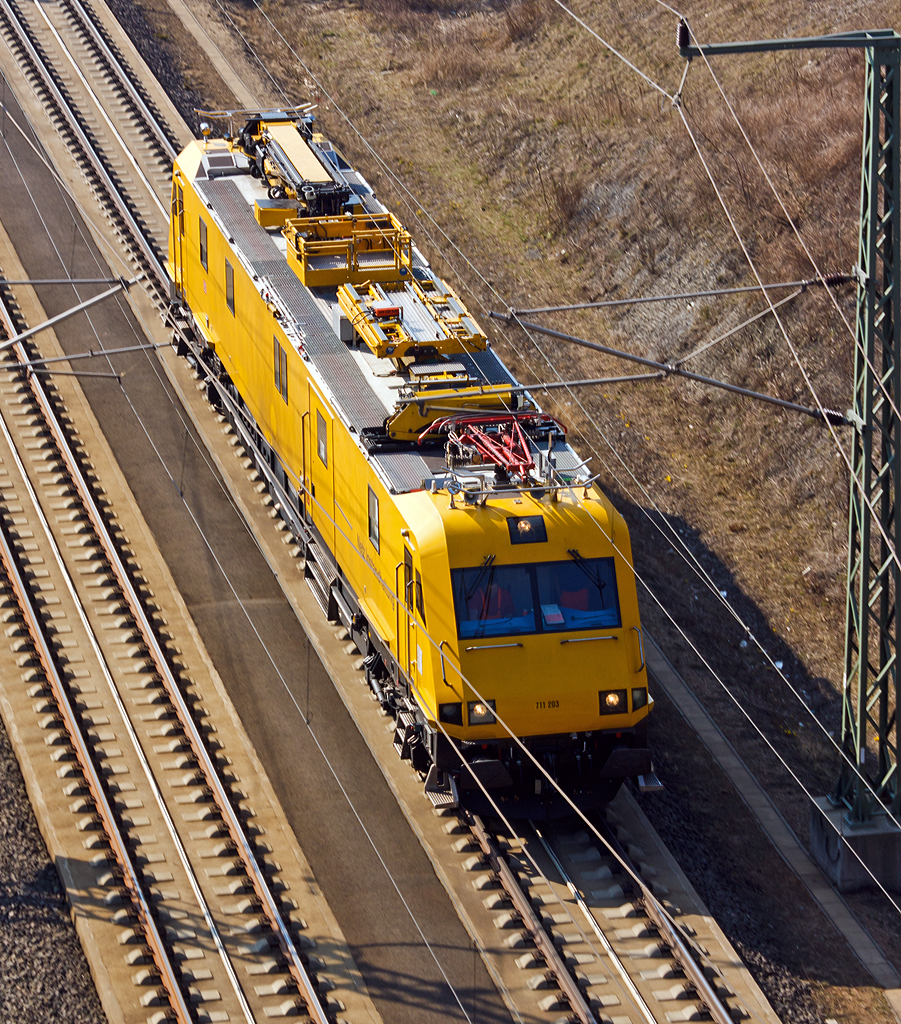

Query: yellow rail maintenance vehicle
167,108,654,816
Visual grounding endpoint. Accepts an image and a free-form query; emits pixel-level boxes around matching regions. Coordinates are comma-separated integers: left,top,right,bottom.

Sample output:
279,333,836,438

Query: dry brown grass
415,18,500,88
503,0,547,44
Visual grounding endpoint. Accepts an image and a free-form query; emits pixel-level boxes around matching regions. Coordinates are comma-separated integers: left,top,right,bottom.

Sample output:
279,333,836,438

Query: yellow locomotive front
387,438,653,817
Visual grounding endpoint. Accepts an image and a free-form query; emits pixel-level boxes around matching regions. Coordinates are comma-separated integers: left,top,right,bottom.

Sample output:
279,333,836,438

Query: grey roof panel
192,174,515,495
372,450,438,494
462,348,517,387
195,175,388,433
196,178,276,264
252,260,388,431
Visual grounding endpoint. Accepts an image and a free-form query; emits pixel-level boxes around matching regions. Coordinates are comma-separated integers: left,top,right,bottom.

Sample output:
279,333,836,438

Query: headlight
467,699,496,725
631,687,648,711
599,689,627,715
439,702,463,725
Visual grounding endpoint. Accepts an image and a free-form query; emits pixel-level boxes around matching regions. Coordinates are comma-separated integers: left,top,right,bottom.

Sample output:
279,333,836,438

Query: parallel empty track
0,283,364,1022
0,0,176,292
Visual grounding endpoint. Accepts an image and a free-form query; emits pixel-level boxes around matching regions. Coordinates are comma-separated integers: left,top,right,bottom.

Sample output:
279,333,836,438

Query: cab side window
274,337,287,403
415,569,426,624
225,259,235,315
368,486,379,552
316,410,327,466
199,218,208,271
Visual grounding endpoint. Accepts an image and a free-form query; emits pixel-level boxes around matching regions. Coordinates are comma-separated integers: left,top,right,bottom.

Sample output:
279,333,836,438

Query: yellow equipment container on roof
265,120,332,183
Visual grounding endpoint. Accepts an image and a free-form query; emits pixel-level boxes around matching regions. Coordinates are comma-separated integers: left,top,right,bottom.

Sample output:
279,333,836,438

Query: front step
393,711,417,759
637,772,664,794
304,553,335,617
424,765,459,809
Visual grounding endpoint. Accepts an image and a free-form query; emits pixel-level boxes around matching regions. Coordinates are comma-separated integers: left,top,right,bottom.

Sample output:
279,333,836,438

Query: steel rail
531,824,662,1024
0,295,260,1019
0,8,328,1019
0,329,192,1023
640,891,735,1024
0,482,193,1024
14,312,334,1024
29,0,169,218
60,0,180,163
468,814,598,1024
576,821,737,1024
533,823,737,1024
0,0,168,292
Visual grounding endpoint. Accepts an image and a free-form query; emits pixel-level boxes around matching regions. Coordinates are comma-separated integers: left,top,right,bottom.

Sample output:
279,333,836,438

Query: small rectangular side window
274,338,288,403
316,410,327,466
225,259,235,315
403,548,413,610
368,487,380,552
199,218,208,271
415,569,426,624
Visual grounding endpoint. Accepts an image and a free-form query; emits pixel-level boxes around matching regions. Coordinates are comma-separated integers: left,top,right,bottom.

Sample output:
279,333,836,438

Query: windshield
452,557,621,639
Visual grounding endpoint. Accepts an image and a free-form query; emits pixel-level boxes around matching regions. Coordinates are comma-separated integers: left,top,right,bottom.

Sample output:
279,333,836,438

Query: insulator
677,18,690,49
822,408,848,426
821,272,850,288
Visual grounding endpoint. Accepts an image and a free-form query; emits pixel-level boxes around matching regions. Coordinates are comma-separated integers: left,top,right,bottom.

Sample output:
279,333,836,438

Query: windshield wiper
464,553,496,603
567,548,606,592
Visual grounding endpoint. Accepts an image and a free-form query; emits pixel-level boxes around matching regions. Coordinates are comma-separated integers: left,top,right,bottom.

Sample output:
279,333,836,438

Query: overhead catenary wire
507,291,901,833
507,294,901,843
519,0,901,849
481,4,901,833
537,0,901,540
675,289,802,366
229,0,870,486
674,98,901,586
56,9,901,966
511,275,851,315
669,17,901,540
545,0,675,101
675,16,901,443
496,1,901,828
648,1,868,373
91,0,901,888
493,311,848,424
469,316,901,905
683,18,861,349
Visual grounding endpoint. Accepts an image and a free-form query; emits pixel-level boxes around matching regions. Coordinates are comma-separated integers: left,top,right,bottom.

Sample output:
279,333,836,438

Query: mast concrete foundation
810,797,901,893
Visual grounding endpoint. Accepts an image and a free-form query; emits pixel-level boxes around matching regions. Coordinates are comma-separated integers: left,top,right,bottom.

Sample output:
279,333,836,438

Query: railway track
293,616,780,1024
0,285,359,1021
0,0,175,294
463,813,738,1024
0,7,361,1017
180,333,770,1023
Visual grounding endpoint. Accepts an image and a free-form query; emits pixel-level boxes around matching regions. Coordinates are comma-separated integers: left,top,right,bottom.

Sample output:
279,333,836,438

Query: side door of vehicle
170,177,185,299
306,385,335,552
